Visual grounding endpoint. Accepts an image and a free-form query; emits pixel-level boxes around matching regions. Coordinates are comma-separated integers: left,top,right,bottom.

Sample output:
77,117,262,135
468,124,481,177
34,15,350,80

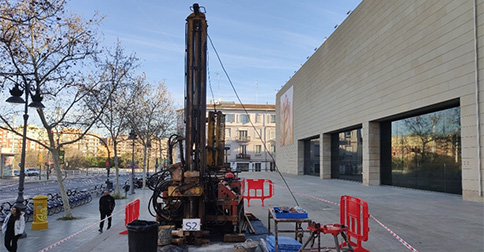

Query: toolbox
273,206,308,219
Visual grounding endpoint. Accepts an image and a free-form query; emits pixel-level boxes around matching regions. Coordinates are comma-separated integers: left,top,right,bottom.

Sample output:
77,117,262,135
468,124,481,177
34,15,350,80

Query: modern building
276,0,484,202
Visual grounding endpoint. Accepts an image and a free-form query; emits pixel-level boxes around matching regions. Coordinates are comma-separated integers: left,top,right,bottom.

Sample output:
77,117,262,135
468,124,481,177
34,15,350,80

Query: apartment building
60,128,102,155
1,125,49,177
0,125,48,154
216,102,276,172
177,101,276,172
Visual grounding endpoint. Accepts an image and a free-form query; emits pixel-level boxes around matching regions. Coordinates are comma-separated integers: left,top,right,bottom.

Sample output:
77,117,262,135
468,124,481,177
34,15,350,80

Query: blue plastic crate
267,244,299,252
273,206,308,219
266,235,302,252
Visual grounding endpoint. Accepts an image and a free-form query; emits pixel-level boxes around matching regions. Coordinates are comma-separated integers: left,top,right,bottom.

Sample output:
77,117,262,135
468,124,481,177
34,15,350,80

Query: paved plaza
2,171,483,252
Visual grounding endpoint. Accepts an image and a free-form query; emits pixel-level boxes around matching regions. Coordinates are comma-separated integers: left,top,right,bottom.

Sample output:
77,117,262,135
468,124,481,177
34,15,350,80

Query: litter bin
127,220,158,252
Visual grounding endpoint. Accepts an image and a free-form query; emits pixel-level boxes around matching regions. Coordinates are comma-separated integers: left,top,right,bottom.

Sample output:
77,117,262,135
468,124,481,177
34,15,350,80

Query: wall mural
280,86,293,146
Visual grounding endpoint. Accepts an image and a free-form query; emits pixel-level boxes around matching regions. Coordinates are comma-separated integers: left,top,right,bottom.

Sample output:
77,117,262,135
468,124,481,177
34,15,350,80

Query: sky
67,0,362,108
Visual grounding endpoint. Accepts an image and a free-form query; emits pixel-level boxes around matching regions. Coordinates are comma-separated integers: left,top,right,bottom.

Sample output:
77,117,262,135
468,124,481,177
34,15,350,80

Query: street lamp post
6,80,45,211
128,130,137,194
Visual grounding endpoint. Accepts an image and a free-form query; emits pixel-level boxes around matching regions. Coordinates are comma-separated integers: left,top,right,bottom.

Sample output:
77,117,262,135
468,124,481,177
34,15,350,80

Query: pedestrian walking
2,206,25,252
98,189,115,233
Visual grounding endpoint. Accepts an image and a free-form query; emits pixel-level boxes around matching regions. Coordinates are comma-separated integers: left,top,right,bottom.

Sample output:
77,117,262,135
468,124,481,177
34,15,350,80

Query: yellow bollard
32,195,48,230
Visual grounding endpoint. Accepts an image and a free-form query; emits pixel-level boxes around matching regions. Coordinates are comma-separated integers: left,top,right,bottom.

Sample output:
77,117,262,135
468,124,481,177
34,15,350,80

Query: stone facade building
276,0,484,202
177,101,276,172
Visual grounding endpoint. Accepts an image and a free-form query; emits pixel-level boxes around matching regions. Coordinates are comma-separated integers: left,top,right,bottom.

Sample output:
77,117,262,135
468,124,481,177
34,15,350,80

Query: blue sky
68,0,362,108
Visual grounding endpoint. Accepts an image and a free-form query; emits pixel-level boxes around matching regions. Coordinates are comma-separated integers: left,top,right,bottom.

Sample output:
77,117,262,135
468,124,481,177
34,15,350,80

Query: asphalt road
0,174,130,203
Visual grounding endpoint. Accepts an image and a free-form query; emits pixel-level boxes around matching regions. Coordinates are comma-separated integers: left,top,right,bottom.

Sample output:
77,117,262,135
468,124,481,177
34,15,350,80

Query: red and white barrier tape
270,182,420,252
37,208,124,252
370,215,419,252
298,192,340,206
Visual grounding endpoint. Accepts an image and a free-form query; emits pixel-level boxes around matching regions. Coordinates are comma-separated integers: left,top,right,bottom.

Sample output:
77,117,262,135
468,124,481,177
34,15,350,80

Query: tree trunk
113,143,120,196
142,145,147,189
159,138,163,172
52,148,73,218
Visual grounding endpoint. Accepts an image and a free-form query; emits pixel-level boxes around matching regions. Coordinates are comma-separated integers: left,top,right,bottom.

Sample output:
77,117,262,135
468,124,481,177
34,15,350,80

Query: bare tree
0,0,110,218
403,115,439,165
126,76,176,189
85,40,139,196
63,145,88,170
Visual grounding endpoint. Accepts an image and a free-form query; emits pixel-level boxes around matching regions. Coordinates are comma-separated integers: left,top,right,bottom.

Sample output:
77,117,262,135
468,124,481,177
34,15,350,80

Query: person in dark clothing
98,189,115,233
2,206,25,252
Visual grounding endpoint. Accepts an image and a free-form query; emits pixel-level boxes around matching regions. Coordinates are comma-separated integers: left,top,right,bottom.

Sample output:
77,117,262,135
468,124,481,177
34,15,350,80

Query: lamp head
6,84,25,104
28,90,45,109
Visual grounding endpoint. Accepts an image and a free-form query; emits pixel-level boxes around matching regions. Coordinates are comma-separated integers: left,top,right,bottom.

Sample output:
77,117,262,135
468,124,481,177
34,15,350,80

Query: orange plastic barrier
243,179,274,207
119,199,140,235
339,195,370,252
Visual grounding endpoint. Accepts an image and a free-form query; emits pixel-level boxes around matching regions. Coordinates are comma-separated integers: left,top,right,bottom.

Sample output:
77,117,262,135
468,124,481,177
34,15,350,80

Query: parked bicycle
66,188,92,208
47,193,64,215
0,201,13,223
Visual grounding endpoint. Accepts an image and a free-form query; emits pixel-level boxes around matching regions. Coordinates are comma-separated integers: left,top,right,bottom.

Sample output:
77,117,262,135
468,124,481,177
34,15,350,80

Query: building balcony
236,153,251,160
235,136,251,142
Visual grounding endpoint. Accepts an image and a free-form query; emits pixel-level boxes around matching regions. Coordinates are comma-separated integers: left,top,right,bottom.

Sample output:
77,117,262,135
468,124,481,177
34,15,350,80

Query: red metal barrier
340,195,370,252
243,179,274,207
301,195,370,252
119,199,140,235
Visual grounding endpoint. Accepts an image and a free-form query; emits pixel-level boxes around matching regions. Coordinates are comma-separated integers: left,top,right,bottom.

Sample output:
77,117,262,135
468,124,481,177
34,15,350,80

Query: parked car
26,168,39,176
13,170,20,176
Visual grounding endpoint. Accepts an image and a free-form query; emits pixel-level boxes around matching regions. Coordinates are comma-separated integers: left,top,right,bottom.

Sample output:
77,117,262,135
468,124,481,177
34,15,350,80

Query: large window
390,107,461,194
255,114,261,123
241,114,250,124
269,129,276,140
225,114,235,123
331,129,363,182
270,115,276,123
255,145,262,155
254,163,261,171
240,145,247,154
304,137,320,176
237,163,249,172
238,130,249,141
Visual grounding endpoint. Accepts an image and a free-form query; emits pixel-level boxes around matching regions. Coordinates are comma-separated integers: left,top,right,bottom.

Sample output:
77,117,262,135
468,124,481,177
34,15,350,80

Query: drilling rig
148,3,245,245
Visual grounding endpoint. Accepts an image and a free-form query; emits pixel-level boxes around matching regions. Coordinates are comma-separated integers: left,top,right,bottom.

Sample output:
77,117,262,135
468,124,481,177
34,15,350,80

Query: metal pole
130,136,135,194
15,82,29,211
